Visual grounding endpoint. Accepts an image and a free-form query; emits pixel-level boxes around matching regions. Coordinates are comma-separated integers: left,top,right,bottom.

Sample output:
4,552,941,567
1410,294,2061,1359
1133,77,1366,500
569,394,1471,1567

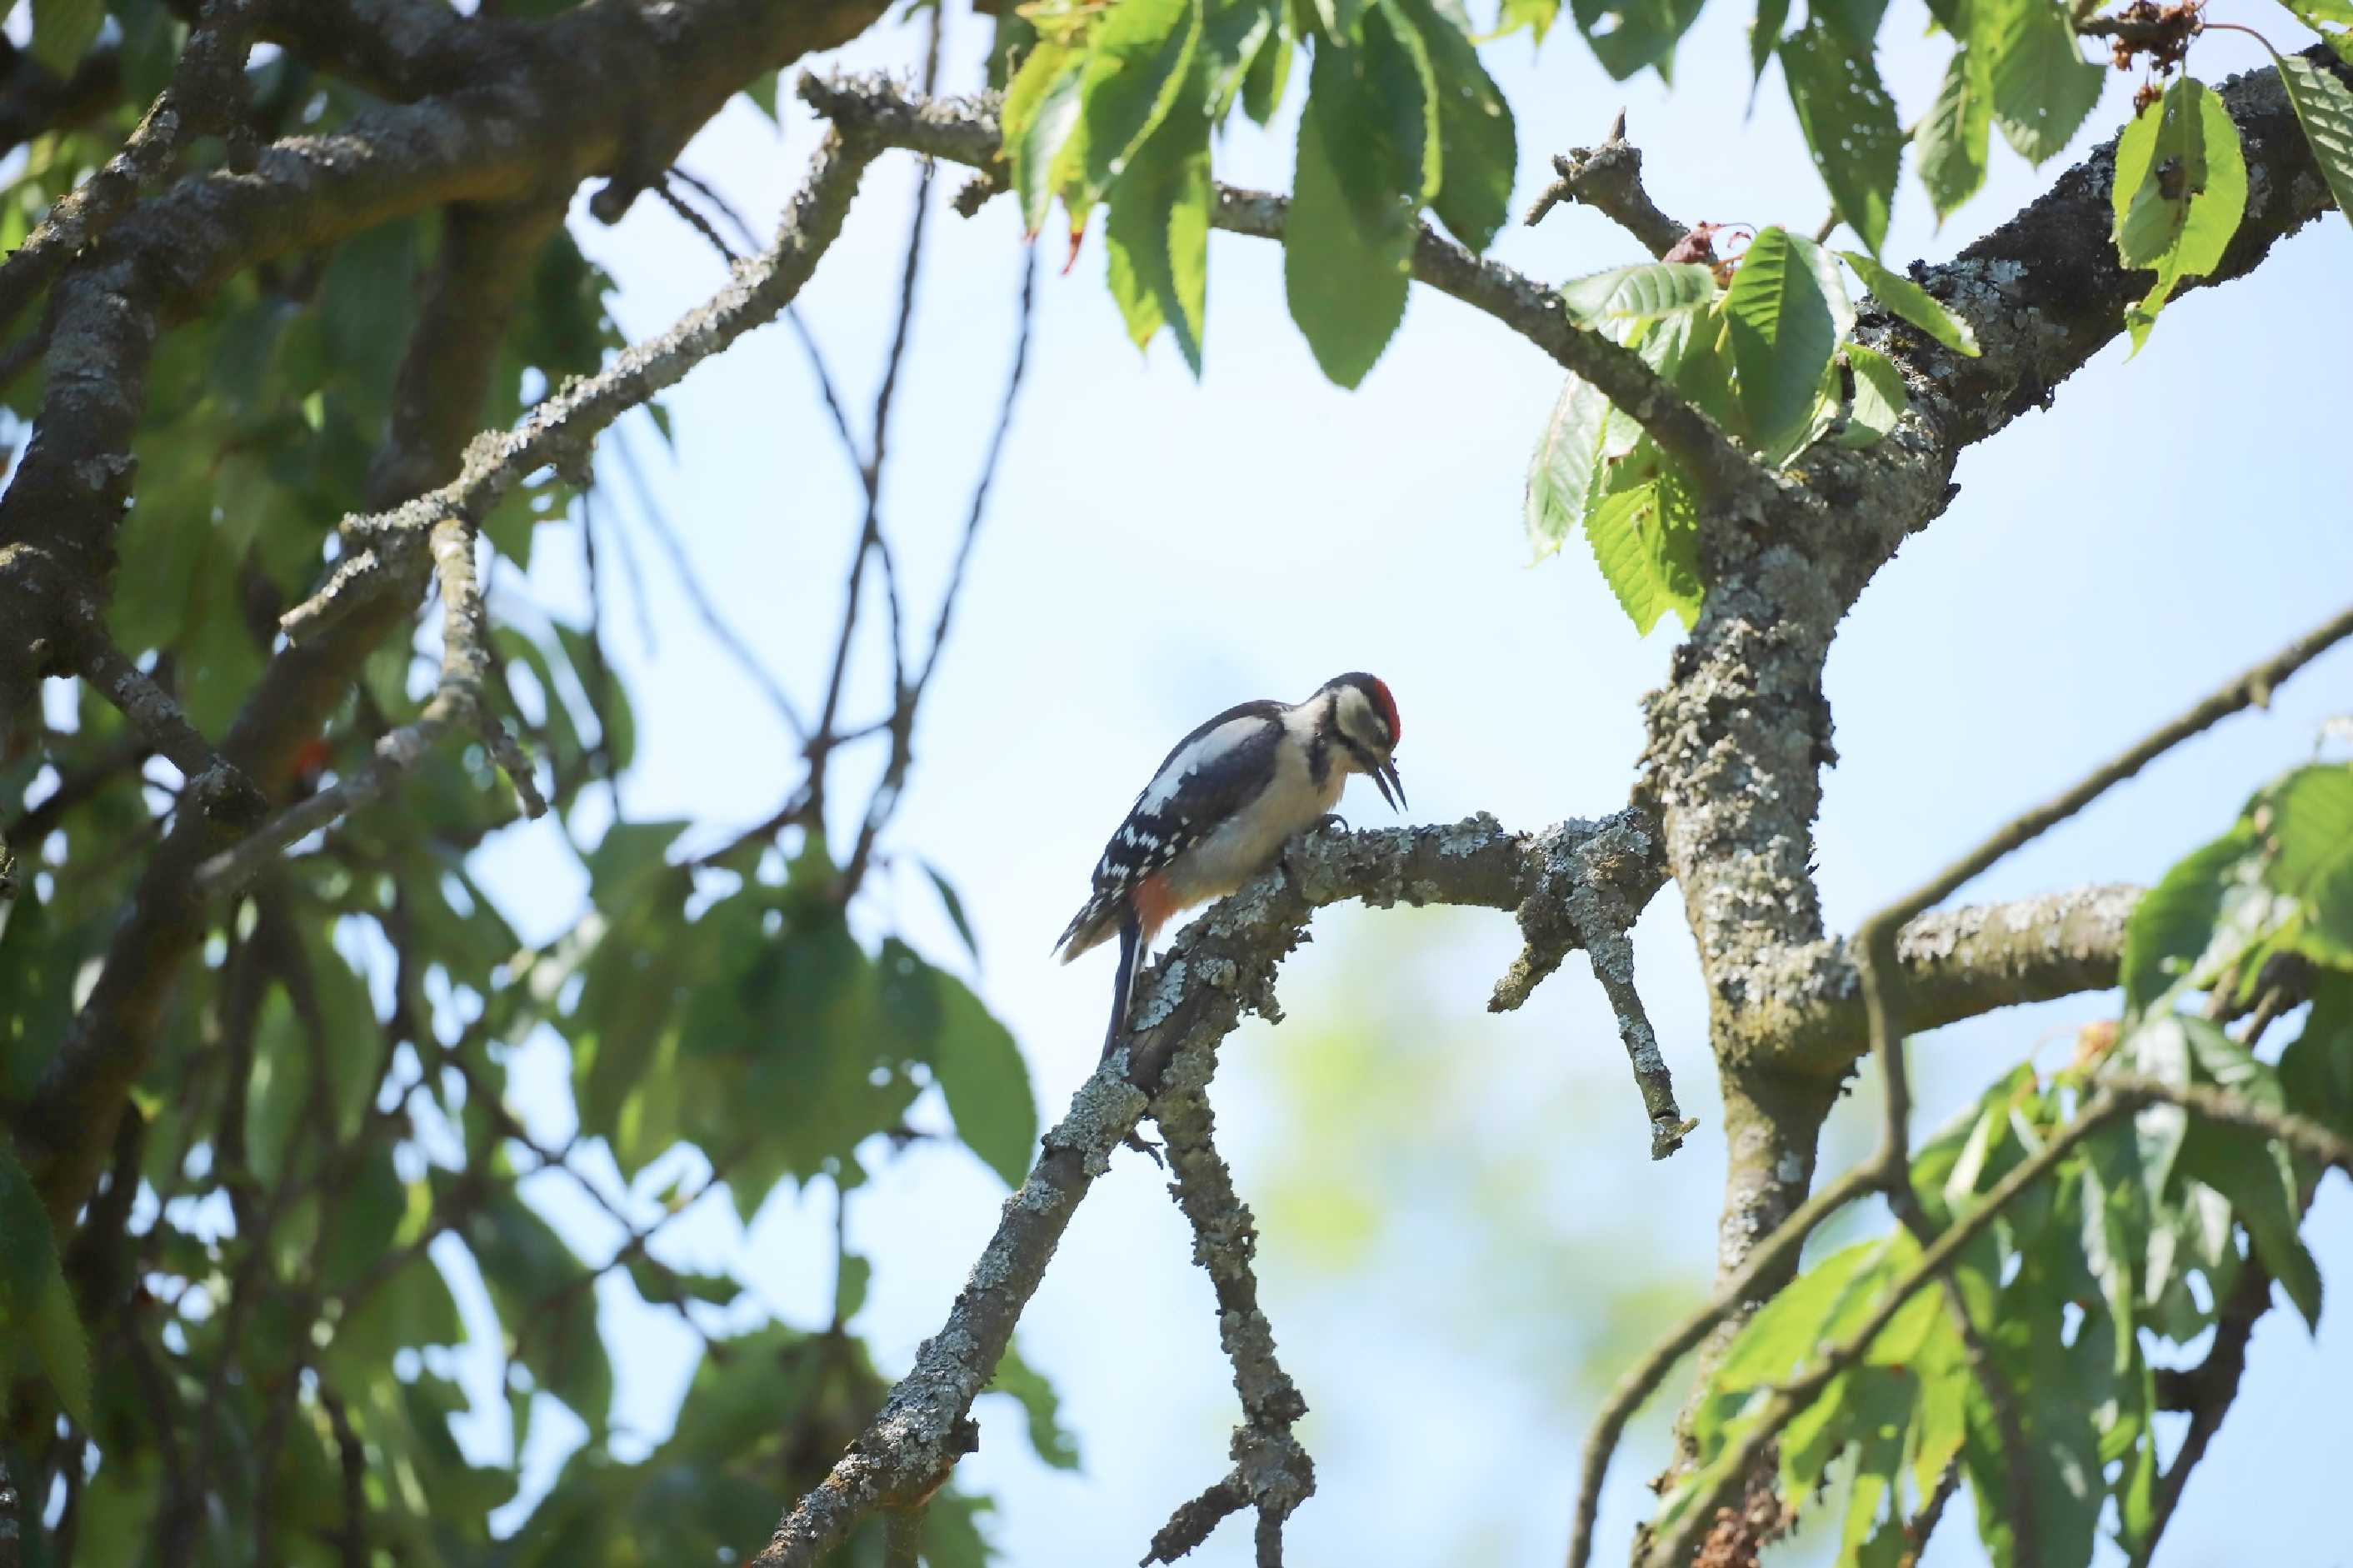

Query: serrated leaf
1571,0,1704,80
1003,41,1088,236
1241,2,1295,122
29,0,106,75
1066,0,1203,209
1839,249,1981,354
1526,375,1616,558
2121,822,2260,1021
1283,40,1419,386
1106,102,1213,371
0,1143,53,1316
1388,0,1517,250
2273,48,2353,229
1838,343,1907,447
2110,76,2246,350
931,973,1038,1189
1200,0,1277,120
1781,20,1902,252
1724,226,1841,451
1583,467,1703,635
2179,1114,2323,1331
1918,44,1993,221
2283,0,2353,61
1819,0,1891,49
1558,262,1721,326
1982,0,2103,164
2260,762,2353,961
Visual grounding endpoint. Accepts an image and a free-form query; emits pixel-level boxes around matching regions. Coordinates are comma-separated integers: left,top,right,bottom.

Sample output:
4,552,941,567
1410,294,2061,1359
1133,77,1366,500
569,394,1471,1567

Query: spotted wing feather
1054,701,1285,961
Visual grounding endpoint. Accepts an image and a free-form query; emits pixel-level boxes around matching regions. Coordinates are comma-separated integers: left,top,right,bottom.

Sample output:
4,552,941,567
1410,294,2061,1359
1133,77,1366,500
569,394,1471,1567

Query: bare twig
1521,111,1687,260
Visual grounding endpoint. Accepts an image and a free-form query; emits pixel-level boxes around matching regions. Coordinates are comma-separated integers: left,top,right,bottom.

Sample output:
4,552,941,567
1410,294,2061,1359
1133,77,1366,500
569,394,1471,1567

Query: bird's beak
1372,756,1406,812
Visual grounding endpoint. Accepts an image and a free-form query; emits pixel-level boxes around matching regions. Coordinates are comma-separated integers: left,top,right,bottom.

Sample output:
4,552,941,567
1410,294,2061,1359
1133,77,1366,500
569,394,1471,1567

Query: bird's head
1316,672,1406,811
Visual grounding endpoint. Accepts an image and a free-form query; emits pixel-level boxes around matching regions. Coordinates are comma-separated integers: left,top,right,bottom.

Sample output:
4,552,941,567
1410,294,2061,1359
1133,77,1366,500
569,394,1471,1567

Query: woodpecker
1054,672,1406,1061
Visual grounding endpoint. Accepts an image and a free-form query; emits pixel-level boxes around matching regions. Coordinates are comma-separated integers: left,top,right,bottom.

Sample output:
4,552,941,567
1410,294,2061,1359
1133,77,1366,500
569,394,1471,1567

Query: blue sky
462,2,2353,1562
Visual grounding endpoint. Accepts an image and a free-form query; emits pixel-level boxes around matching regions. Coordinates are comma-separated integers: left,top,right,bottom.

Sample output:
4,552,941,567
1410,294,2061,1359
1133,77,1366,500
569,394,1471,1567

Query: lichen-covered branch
1143,1044,1314,1566
1522,112,1687,259
751,812,1662,1566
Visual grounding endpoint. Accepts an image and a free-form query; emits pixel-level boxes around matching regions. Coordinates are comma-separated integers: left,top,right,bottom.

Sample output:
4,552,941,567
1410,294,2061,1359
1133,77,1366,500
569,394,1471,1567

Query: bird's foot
1122,1126,1166,1168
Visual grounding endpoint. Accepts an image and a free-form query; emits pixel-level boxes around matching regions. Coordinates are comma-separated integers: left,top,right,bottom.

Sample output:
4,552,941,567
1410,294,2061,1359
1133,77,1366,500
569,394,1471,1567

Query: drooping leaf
1838,343,1908,447
1072,0,1205,206
1723,226,1841,452
930,972,1039,1189
1570,0,1705,81
2107,77,2247,349
1282,30,1424,386
1105,102,1214,370
1241,4,1295,122
1818,0,1891,50
1838,249,1981,355
1750,0,1792,82
1982,0,2104,164
1917,45,1994,221
2271,47,2353,227
924,861,984,966
1002,41,1088,235
1781,20,1903,253
1557,262,1721,326
1387,0,1517,250
988,1340,1084,1469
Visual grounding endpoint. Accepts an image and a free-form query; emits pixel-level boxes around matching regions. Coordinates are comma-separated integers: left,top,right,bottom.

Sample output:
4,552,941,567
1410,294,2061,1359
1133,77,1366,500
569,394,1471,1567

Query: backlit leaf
1781,20,1902,253
1982,0,2103,164
1724,226,1841,451
2272,47,2353,229
1839,248,1981,354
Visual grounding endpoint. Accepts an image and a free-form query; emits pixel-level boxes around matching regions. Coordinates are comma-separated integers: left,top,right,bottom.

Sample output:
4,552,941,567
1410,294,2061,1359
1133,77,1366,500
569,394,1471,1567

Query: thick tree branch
0,0,262,343
752,811,1663,1565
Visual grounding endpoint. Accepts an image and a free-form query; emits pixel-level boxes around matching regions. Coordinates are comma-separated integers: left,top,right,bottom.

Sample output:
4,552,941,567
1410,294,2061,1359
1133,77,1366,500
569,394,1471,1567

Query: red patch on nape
1368,677,1401,745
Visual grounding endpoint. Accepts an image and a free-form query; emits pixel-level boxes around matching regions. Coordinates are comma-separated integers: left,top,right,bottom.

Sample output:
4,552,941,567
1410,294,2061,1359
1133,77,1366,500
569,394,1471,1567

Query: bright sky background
457,2,2353,1563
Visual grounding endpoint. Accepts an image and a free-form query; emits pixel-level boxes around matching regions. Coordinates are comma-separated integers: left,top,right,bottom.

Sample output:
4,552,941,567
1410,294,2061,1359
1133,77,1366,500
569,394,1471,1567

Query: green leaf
1526,372,1621,559
1241,4,1295,122
1498,0,1561,42
1570,0,1704,80
923,861,983,966
1282,41,1420,386
1750,0,1792,82
1820,0,1891,48
2261,762,2353,961
1838,250,1981,355
2121,821,2261,1021
2106,77,2247,350
21,1266,92,1428
1105,103,1214,370
1982,0,2103,164
1724,226,1841,452
1557,262,1721,326
931,973,1039,1188
1961,1336,2104,1568
1388,0,1517,250
1003,42,1089,236
1917,45,1993,221
2272,47,2353,229
1583,468,1704,635
988,1341,1084,1469
28,0,106,75
1838,343,1907,447
1072,0,1205,206
1781,21,1903,253
1200,0,1277,120
2282,0,2353,61
0,1142,52,1317
2178,1111,2323,1331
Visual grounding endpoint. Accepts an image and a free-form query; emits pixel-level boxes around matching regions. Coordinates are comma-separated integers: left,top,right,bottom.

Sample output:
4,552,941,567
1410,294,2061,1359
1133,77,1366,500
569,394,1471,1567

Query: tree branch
0,0,262,343
1522,111,1688,259
752,811,1665,1566
794,72,1766,506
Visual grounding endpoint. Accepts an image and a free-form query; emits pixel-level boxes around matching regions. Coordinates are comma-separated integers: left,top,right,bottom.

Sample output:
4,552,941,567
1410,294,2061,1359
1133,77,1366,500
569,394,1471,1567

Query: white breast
1162,707,1342,906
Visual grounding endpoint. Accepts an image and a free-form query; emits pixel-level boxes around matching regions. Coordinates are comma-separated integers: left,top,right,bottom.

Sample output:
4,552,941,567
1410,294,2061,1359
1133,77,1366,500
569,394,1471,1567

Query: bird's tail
1100,909,1143,1061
